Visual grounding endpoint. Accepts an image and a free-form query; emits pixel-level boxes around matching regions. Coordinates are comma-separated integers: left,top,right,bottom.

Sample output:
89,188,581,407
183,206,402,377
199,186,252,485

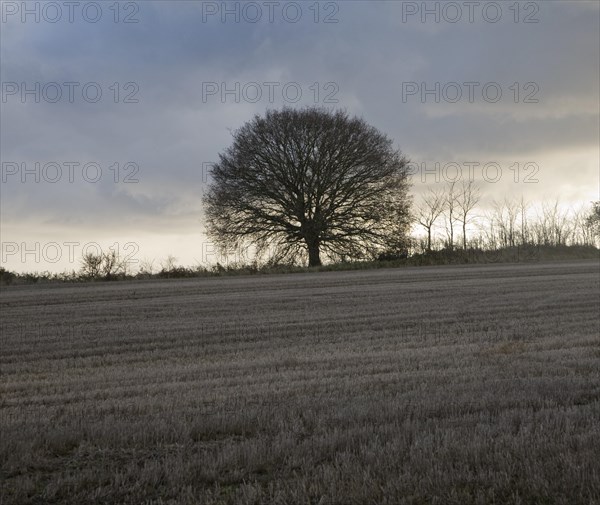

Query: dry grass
1,260,599,504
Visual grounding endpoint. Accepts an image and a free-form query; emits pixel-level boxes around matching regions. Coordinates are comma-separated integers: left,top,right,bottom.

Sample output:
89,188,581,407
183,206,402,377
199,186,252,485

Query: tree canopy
204,107,412,267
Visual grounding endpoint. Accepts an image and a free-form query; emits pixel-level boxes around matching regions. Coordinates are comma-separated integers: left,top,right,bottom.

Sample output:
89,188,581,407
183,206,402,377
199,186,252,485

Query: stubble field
1,260,599,504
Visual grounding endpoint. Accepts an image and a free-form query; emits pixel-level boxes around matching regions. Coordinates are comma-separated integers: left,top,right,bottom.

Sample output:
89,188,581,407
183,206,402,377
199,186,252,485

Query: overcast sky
1,0,599,272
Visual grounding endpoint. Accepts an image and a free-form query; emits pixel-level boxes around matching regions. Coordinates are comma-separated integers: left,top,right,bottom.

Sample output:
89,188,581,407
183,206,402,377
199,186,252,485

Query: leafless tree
204,107,412,267
138,258,156,276
415,188,445,252
491,198,519,248
532,200,572,246
101,250,120,279
79,249,124,280
518,197,530,245
456,180,480,250
551,201,572,245
443,181,459,250
160,255,178,272
80,252,103,279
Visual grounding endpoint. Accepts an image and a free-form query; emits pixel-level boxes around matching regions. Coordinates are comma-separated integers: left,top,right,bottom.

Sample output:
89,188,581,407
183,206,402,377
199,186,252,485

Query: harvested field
1,260,599,504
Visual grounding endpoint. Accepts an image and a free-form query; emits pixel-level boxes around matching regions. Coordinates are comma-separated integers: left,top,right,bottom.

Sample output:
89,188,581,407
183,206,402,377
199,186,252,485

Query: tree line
415,182,599,254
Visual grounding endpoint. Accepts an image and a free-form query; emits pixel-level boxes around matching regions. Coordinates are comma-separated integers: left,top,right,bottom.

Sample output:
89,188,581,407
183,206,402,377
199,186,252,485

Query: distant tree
415,188,445,252
533,199,572,246
517,197,530,245
138,258,156,276
79,249,123,280
444,181,459,250
80,252,104,279
456,180,480,250
160,255,178,272
204,107,412,267
101,250,121,280
492,198,519,248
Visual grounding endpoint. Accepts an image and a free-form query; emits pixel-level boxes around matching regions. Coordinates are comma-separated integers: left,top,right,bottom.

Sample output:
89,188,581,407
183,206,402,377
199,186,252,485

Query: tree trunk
307,239,322,267
427,227,432,252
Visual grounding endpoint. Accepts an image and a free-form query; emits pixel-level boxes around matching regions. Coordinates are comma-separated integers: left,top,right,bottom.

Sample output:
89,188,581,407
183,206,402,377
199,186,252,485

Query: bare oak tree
204,108,412,267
